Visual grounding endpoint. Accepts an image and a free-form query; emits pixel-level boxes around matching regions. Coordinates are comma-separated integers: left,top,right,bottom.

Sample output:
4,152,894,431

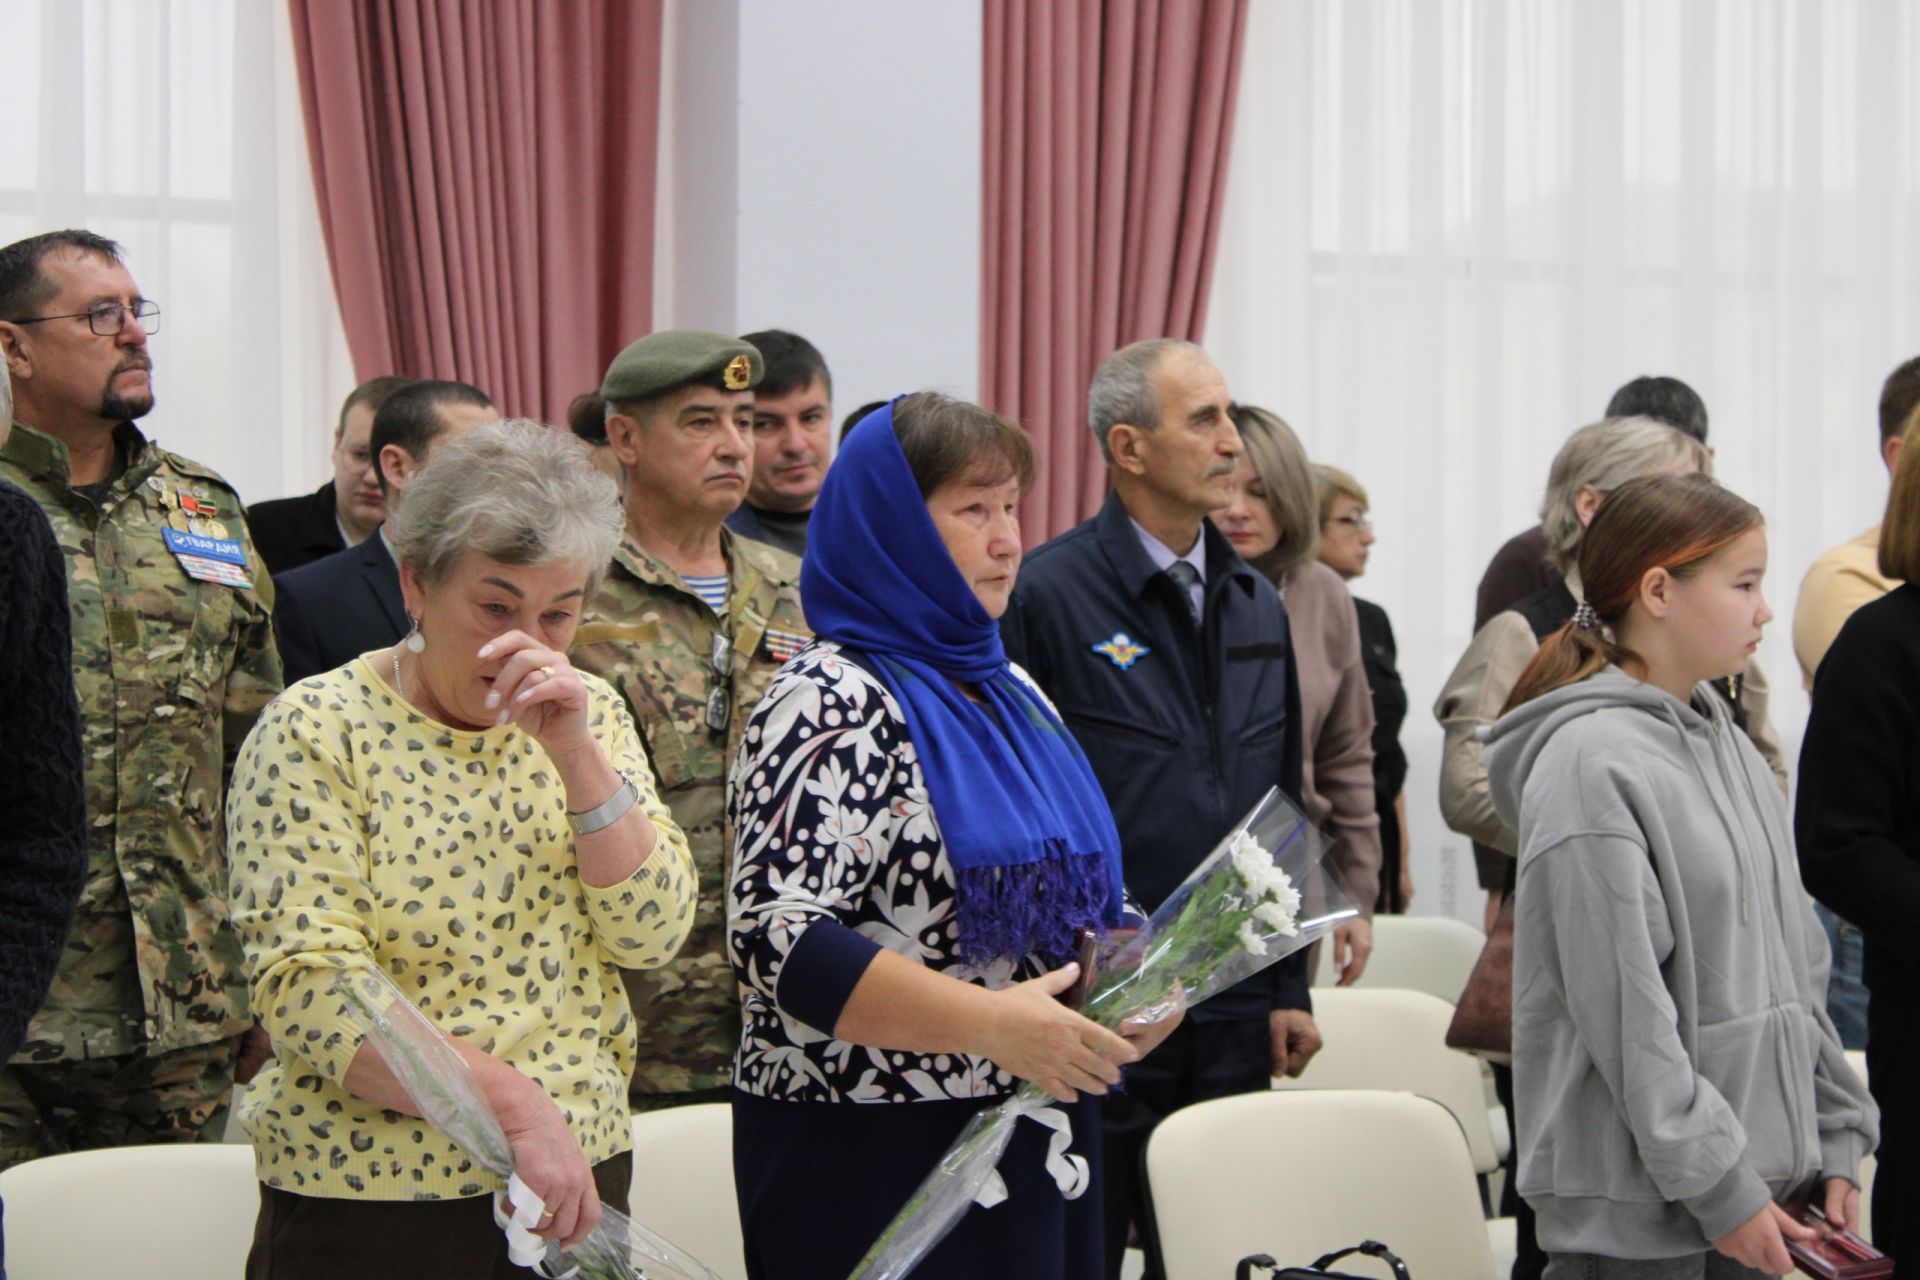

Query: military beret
600,330,763,404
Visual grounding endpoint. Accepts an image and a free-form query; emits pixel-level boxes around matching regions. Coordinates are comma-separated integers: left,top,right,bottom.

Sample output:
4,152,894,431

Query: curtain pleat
287,0,662,426
981,0,1252,545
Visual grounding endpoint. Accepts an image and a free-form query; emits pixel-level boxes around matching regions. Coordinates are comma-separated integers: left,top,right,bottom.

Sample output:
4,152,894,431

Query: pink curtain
982,0,1250,544
288,0,661,426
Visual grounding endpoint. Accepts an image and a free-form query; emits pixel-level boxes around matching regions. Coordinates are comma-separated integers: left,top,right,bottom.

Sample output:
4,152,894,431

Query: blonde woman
1215,405,1378,981
1316,465,1410,912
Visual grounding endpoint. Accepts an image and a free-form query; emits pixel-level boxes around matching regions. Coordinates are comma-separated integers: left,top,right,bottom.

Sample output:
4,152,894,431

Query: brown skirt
245,1152,632,1280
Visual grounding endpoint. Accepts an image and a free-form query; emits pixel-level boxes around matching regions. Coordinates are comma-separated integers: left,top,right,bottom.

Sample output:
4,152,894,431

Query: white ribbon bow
973,1096,1091,1209
493,1173,581,1279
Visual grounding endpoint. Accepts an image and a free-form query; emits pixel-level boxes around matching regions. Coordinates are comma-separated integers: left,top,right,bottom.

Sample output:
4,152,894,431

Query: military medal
167,509,191,532
188,516,211,537
206,518,230,540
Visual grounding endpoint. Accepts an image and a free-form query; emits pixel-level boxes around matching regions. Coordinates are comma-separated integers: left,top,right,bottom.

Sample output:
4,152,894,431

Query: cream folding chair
1274,986,1508,1174
0,1143,258,1279
1145,1089,1498,1280
1317,914,1486,1006
629,1103,748,1280
1845,1048,1876,1244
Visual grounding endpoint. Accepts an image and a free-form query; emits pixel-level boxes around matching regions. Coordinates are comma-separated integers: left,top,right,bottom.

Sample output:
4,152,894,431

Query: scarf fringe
955,850,1115,969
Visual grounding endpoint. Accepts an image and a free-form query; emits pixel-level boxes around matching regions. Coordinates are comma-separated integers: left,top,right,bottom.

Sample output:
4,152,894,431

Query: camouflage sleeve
222,538,285,785
226,695,379,1084
577,679,697,970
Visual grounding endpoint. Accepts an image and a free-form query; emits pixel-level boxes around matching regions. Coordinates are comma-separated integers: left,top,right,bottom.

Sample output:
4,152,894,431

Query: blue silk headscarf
800,400,1125,967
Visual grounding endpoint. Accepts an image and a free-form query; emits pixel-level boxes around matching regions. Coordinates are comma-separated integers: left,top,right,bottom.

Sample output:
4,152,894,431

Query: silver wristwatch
567,773,639,835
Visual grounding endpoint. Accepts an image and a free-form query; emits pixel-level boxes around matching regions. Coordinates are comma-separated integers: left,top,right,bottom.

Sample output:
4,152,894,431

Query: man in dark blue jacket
1001,338,1320,1280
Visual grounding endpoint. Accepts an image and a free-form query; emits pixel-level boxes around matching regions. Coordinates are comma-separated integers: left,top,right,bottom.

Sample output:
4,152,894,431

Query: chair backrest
1274,986,1503,1173
629,1104,747,1280
1844,1049,1876,1243
0,1144,258,1279
1318,915,1486,1004
1146,1089,1496,1280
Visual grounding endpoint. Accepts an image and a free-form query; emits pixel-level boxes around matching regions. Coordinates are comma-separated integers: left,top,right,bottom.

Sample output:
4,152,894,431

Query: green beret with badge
599,330,763,405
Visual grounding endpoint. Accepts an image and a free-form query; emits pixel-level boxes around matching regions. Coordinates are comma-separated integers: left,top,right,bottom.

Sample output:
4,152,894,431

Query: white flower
1228,829,1269,884
1235,918,1269,956
1254,895,1301,939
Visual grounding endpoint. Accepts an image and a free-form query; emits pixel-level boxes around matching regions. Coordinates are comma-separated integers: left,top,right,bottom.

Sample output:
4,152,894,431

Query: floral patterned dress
726,642,1105,1280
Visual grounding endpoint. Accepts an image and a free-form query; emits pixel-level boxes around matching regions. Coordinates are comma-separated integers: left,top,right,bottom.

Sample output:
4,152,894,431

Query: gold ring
540,665,556,678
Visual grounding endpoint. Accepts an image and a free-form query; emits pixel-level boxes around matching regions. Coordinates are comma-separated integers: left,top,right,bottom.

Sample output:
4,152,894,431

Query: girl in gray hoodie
1482,474,1876,1279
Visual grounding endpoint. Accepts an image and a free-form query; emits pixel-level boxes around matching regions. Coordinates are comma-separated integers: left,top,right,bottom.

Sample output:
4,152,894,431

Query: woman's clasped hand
977,963,1137,1104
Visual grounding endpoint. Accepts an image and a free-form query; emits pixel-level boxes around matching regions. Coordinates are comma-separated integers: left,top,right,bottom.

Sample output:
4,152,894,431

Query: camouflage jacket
0,423,282,1060
570,529,808,1094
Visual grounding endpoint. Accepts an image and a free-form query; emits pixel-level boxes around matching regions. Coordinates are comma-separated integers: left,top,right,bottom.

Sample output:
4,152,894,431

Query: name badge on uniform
162,527,254,589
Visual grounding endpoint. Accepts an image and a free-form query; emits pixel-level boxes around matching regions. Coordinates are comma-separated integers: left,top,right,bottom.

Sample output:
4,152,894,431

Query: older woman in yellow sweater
227,420,696,1280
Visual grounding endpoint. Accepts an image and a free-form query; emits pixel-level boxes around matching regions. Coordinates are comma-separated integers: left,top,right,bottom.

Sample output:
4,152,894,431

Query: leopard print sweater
227,657,695,1200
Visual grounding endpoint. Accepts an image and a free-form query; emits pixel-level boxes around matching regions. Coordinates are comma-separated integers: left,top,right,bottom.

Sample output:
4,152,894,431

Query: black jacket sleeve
0,494,88,1063
272,575,324,686
1796,598,1920,965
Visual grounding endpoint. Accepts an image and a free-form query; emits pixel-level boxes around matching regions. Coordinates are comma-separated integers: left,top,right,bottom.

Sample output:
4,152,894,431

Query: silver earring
404,617,427,654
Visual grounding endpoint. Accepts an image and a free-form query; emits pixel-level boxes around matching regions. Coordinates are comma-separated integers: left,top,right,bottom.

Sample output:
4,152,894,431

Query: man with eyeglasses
570,330,809,1114
0,229,282,1167
244,375,414,578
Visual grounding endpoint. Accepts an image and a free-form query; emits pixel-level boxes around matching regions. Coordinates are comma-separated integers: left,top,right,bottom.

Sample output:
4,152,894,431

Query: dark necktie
1164,560,1202,625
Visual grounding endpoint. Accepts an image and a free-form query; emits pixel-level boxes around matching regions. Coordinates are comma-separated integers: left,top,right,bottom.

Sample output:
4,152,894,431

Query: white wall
655,0,982,415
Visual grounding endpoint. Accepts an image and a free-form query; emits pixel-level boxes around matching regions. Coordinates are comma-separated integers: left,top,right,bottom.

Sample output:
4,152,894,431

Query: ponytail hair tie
1572,601,1601,632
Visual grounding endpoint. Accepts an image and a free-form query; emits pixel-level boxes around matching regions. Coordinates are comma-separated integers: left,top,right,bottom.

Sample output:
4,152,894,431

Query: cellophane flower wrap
846,787,1358,1280
336,969,723,1280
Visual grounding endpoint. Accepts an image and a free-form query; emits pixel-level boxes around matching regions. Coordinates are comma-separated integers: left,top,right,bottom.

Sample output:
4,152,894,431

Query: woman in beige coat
1434,417,1785,929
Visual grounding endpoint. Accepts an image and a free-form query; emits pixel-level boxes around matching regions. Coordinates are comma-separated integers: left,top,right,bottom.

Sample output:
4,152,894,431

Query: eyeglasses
1332,514,1374,533
704,632,733,734
12,300,161,337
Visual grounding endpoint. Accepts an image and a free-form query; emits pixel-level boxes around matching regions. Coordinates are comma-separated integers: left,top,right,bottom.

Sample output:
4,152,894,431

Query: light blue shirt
1128,516,1207,618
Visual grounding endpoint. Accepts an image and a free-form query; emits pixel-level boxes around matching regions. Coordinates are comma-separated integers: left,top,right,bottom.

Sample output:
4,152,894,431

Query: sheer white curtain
0,0,353,509
1208,0,1920,924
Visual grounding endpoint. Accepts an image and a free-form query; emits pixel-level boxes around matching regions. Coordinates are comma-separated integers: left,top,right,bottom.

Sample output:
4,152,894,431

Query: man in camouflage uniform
571,331,809,1112
0,230,281,1165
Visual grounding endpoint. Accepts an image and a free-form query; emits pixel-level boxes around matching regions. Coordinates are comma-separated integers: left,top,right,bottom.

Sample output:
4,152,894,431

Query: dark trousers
1102,1014,1272,1280
1867,987,1914,1262
733,1090,1104,1280
0,1036,238,1170
244,1152,632,1280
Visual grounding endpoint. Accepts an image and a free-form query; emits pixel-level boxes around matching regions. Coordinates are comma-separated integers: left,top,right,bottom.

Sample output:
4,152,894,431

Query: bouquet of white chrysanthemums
848,787,1358,1280
336,969,722,1280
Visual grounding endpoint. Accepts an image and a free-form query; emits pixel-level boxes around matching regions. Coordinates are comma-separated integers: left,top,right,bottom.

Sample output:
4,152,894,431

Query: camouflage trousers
627,1086,733,1117
0,1035,239,1170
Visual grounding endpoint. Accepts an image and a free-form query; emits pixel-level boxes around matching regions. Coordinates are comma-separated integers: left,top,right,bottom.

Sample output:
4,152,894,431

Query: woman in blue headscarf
726,393,1177,1280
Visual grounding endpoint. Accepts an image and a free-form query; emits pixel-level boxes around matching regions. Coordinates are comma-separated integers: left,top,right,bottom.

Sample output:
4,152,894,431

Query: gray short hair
1540,416,1712,571
1087,338,1208,463
387,418,623,592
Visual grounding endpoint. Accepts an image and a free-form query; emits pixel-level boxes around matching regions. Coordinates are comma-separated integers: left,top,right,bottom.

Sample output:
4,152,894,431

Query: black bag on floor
1235,1240,1411,1280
